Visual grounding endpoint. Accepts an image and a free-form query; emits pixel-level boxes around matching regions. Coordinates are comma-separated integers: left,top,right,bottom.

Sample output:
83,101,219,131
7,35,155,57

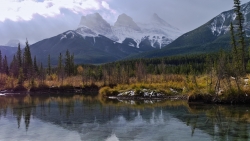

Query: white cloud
102,1,110,10
102,1,116,14
0,0,115,21
0,0,118,45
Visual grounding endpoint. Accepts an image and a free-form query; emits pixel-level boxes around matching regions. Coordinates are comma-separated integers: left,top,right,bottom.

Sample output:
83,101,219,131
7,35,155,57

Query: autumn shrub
99,86,119,97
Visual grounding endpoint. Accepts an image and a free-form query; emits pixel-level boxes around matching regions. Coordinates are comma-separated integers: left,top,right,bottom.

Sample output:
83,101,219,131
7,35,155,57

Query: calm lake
0,94,250,141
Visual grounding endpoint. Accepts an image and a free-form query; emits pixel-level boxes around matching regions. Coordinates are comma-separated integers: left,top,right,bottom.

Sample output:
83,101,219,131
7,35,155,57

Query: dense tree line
1,41,249,88
0,41,75,86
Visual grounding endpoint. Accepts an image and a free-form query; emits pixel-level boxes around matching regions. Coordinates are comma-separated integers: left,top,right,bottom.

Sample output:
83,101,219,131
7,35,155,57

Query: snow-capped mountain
78,13,118,41
78,13,182,49
137,13,182,48
140,13,181,39
11,12,181,65
127,1,250,59
209,1,250,37
29,26,156,65
113,13,182,49
112,14,143,48
114,14,142,31
5,39,24,48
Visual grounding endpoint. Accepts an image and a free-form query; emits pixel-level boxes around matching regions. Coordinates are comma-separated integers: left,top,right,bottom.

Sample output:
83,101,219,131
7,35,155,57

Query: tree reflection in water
188,104,250,140
0,94,249,140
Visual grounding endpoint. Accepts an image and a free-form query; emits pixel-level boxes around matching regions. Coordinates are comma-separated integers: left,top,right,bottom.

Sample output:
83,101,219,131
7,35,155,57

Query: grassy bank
0,74,102,93
98,74,250,104
1,72,250,104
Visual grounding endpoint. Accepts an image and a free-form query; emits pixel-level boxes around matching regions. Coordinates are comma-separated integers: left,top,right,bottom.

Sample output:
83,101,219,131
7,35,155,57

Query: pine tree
0,50,2,73
70,53,74,75
115,63,121,83
64,50,75,76
234,0,246,74
65,50,71,76
97,66,103,81
47,54,51,75
18,68,24,85
230,23,237,57
23,40,33,78
17,43,22,68
2,55,8,75
10,55,19,77
58,53,64,82
58,53,63,71
33,56,38,74
230,22,241,74
39,63,45,84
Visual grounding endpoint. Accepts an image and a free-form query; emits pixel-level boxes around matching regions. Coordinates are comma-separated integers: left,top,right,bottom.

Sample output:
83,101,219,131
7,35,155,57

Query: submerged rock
116,89,165,98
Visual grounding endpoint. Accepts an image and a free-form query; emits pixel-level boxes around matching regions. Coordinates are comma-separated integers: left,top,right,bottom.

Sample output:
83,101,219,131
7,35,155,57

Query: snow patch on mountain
128,42,135,47
66,31,76,39
210,12,235,36
209,1,250,37
210,14,226,36
75,26,98,38
60,31,79,41
60,34,67,41
112,26,143,48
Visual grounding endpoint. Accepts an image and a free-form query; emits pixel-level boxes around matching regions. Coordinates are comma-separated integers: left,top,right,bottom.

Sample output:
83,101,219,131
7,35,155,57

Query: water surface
0,94,250,141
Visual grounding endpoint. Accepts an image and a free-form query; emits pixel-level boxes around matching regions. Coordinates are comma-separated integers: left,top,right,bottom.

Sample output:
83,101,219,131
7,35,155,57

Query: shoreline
107,95,188,100
106,92,250,104
1,88,250,105
0,84,100,95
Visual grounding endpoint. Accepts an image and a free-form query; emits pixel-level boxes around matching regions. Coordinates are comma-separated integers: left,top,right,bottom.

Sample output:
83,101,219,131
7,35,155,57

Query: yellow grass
0,73,250,100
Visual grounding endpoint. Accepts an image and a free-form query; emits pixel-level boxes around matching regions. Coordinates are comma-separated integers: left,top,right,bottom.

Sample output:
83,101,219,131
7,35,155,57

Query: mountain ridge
78,13,182,49
126,1,250,59
29,27,157,65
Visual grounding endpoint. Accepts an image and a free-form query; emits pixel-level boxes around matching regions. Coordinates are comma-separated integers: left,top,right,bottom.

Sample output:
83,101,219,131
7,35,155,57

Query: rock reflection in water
0,95,249,141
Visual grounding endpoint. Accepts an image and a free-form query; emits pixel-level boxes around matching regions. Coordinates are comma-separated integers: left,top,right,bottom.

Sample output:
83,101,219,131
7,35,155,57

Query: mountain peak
118,13,132,20
79,13,105,28
87,13,102,19
114,14,141,31
152,13,160,19
5,39,24,48
78,13,118,41
150,13,179,31
151,13,166,23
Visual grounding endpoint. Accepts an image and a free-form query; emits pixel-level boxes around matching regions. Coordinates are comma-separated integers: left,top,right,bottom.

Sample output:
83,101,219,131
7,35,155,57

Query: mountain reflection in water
0,94,249,141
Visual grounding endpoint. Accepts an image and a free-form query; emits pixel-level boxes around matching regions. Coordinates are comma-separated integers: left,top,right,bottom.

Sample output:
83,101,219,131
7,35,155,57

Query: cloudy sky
0,0,249,45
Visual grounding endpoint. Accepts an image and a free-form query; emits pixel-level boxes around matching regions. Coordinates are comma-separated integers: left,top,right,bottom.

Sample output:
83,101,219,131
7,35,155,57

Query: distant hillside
0,46,17,57
127,1,250,59
29,28,156,65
